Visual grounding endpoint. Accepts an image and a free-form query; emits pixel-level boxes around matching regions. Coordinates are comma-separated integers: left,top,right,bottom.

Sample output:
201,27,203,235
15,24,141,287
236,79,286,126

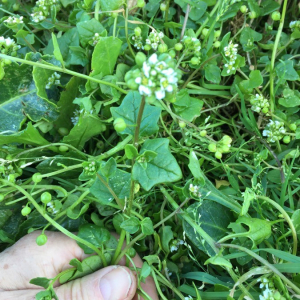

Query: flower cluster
4,16,24,26
170,239,185,252
71,109,81,125
145,30,164,50
47,201,60,215
250,94,270,114
290,20,300,31
257,278,286,300
0,164,15,179
262,120,286,143
31,0,61,23
208,135,232,159
182,36,201,54
91,33,101,46
46,72,61,89
125,53,180,101
131,34,144,50
82,161,98,175
189,184,202,198
224,40,238,73
0,36,21,55
184,297,193,300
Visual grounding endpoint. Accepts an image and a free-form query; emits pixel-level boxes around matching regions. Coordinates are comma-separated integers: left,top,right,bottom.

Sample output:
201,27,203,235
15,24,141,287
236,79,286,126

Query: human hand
0,231,159,300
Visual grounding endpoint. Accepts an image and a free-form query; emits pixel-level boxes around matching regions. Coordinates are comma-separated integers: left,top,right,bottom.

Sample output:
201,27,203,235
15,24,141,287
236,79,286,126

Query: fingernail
99,267,132,300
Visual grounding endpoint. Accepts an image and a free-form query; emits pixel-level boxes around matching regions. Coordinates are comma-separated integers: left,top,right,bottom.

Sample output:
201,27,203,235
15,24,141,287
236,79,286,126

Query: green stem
257,195,297,255
95,0,100,21
40,164,82,178
164,0,171,37
111,229,126,264
125,1,135,58
113,15,118,38
269,0,288,113
0,54,128,94
219,243,300,295
0,180,108,266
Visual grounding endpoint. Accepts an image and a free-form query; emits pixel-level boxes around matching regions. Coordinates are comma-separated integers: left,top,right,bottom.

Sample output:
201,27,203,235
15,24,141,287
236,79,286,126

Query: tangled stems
0,54,128,94
257,195,297,255
0,179,108,267
269,0,288,113
219,243,300,295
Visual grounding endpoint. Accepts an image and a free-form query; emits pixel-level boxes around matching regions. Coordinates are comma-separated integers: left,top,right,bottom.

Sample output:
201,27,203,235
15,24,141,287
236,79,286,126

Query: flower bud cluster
250,94,270,114
0,164,16,179
208,135,232,159
83,161,97,175
31,0,60,23
145,30,164,50
257,277,287,300
262,120,286,143
91,33,101,46
131,28,164,51
125,53,181,101
131,33,144,50
71,109,82,125
182,36,201,54
46,72,61,89
170,239,185,252
0,36,21,55
290,20,300,31
47,201,60,214
4,16,24,26
189,183,202,198
223,40,238,73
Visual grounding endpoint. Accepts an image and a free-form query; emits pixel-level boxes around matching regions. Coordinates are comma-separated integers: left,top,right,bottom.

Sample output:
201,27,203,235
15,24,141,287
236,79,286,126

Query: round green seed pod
208,143,217,152
36,234,48,246
283,136,291,144
113,118,127,133
21,206,31,216
215,151,222,159
271,11,281,21
32,173,42,183
41,192,52,204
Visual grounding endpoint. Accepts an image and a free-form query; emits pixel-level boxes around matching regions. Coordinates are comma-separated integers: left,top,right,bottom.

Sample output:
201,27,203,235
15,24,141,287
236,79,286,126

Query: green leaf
62,113,106,149
188,150,205,185
205,256,232,268
77,224,110,254
15,30,35,46
0,122,49,146
69,258,83,272
240,70,263,90
275,60,299,81
125,144,139,159
292,209,300,237
0,63,58,132
52,33,65,68
111,91,161,137
132,138,182,191
60,0,77,7
100,0,124,11
205,64,221,84
140,262,152,281
29,277,51,289
77,18,105,47
228,216,272,248
35,290,53,300
100,157,117,178
184,201,233,256
141,217,154,236
120,216,140,234
173,89,203,122
279,88,300,107
241,188,255,216
90,168,131,204
240,27,262,52
159,225,173,253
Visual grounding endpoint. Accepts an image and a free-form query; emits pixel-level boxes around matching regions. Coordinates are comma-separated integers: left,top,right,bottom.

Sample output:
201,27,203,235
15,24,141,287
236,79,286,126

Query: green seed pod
59,145,69,152
127,78,139,90
134,27,142,37
215,151,222,159
113,118,127,133
0,194,4,202
283,136,291,144
58,127,69,136
168,49,176,58
200,130,207,137
190,57,200,65
111,12,118,18
160,3,167,11
175,43,183,51
179,121,186,128
21,206,31,216
158,43,168,53
4,59,12,65
137,0,145,7
249,11,257,19
208,143,217,152
13,3,20,10
261,107,269,114
41,192,52,204
128,248,137,257
32,173,42,183
214,30,221,38
202,28,209,36
144,44,151,51
290,123,297,131
213,41,221,48
240,5,248,13
36,234,48,246
135,51,147,67
271,11,281,21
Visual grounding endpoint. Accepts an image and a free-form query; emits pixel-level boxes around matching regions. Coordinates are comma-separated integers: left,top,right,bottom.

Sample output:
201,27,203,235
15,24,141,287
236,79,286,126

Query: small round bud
21,206,31,216
41,192,52,204
249,11,257,19
202,28,209,36
215,151,222,159
7,174,15,183
96,140,104,149
208,143,217,152
128,247,137,257
283,136,291,144
214,30,221,38
59,145,69,152
36,234,48,246
174,43,183,51
134,183,140,194
290,123,297,131
134,27,142,37
144,44,151,51
213,41,221,48
13,3,20,10
113,118,127,133
127,78,139,90
28,228,35,234
222,145,230,152
261,107,269,114
271,11,281,21
191,57,200,65
179,121,186,128
4,59,12,65
32,173,42,183
240,5,248,14
111,12,118,18
137,0,145,8
160,3,167,11
200,130,207,137
58,127,69,136
158,43,168,53
168,49,176,58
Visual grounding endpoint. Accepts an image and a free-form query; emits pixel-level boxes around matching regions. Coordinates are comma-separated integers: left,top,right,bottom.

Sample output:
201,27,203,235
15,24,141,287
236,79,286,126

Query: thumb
56,265,137,300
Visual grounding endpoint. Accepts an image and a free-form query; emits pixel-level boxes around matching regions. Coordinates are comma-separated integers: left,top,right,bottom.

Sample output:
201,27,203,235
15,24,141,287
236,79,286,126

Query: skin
0,231,159,300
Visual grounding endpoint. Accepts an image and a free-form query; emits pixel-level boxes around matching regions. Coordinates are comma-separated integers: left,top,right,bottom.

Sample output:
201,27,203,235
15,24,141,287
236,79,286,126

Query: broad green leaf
52,33,65,68
240,188,255,216
120,216,140,234
141,217,154,236
67,201,89,220
69,258,83,272
125,144,139,159
140,262,152,281
100,157,117,178
159,225,173,253
228,216,272,248
0,63,58,132
132,138,182,191
240,70,263,90
0,122,49,146
188,150,205,185
205,256,232,268
174,0,207,20
54,76,83,130
77,224,110,254
77,18,105,47
240,27,262,52
15,30,35,46
173,89,203,122
205,64,221,84
62,112,106,149
69,46,89,66
111,91,161,137
60,0,77,7
279,88,300,107
100,0,124,11
29,277,51,289
90,168,131,204
184,201,233,256
275,60,299,81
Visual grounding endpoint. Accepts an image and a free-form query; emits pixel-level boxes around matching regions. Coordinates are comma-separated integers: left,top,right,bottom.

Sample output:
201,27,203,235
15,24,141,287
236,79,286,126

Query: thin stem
269,0,288,113
133,96,146,147
180,4,190,40
111,229,126,264
0,54,128,94
95,0,100,21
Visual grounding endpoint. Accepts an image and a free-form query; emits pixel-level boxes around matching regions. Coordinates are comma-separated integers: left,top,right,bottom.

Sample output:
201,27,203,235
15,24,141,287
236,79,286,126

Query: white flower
139,85,152,96
170,245,178,252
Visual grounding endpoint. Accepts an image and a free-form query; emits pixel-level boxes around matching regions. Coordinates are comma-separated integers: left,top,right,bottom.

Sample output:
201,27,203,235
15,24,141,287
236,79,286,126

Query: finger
0,231,88,290
0,266,137,300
